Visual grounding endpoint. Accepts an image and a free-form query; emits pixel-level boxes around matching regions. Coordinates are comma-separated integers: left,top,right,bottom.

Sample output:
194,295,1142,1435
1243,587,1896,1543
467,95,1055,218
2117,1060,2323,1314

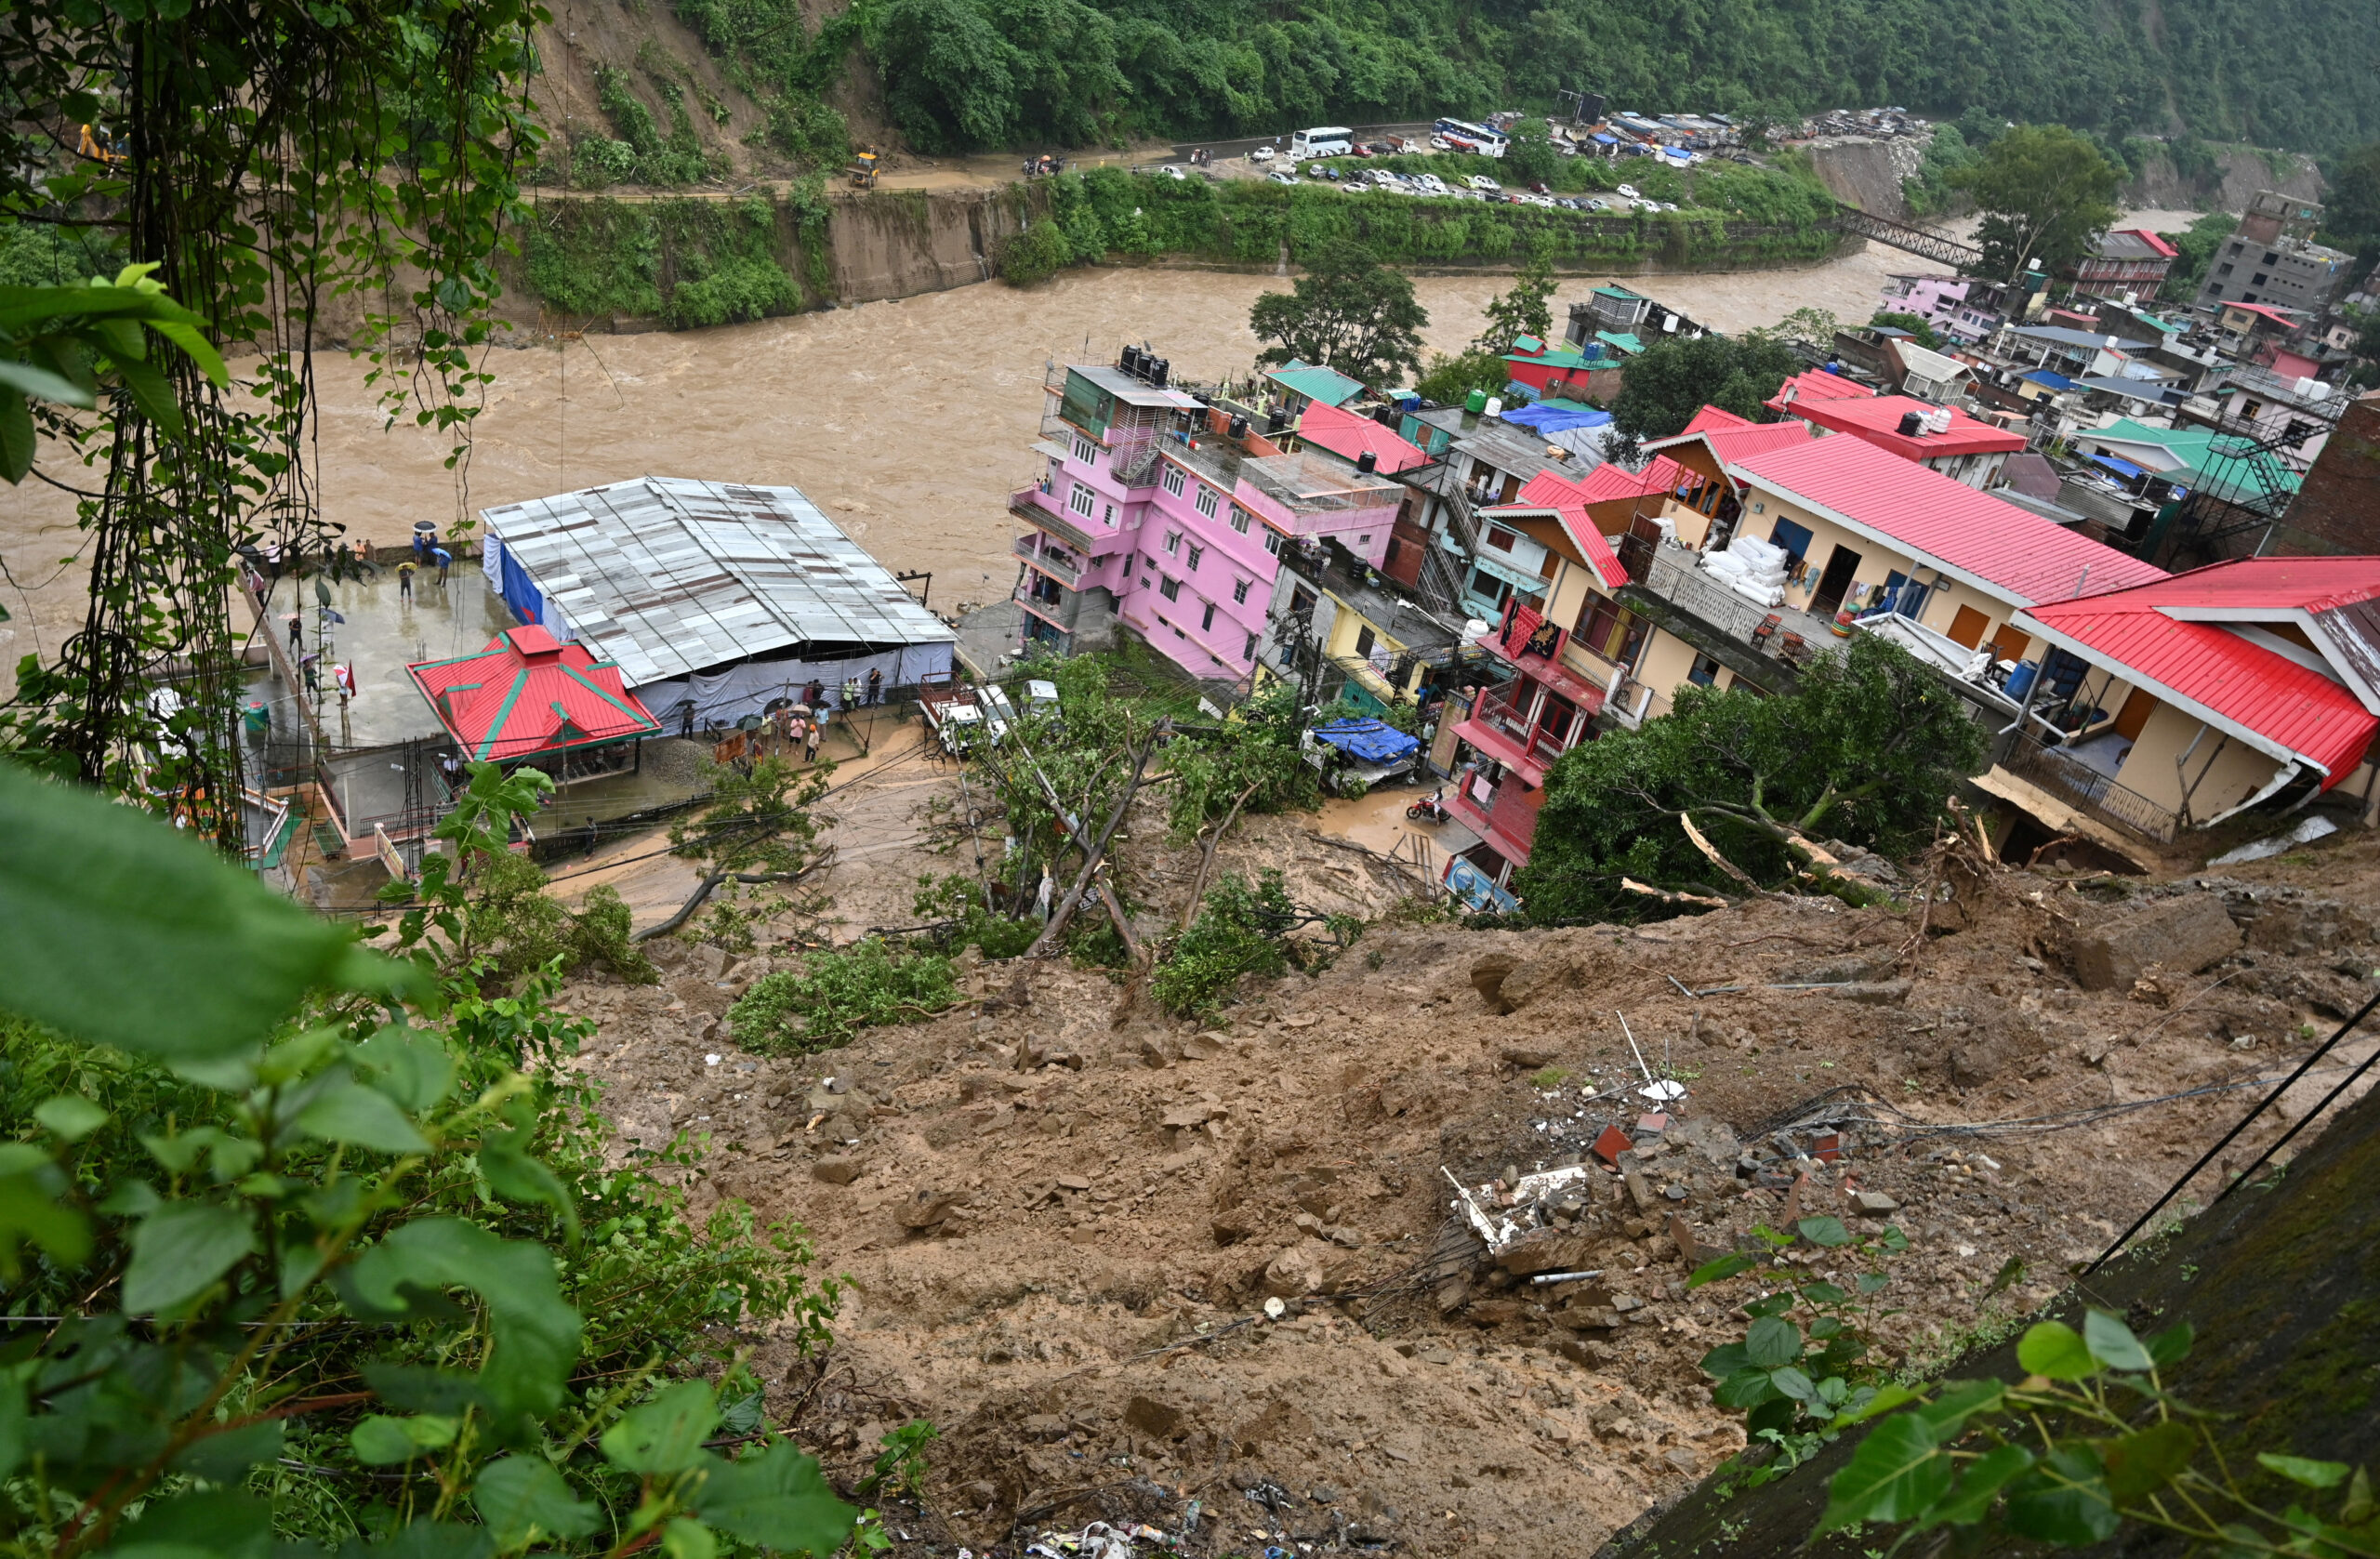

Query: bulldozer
847,147,879,190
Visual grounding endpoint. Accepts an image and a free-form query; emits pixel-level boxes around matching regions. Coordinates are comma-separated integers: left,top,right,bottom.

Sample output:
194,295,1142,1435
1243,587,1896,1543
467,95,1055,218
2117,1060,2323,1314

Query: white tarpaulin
635,643,955,733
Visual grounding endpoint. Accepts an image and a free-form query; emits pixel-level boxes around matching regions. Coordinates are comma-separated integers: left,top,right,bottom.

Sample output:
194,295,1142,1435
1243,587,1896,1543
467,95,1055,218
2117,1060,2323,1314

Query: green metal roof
1594,331,1645,356
1592,284,1639,299
1267,359,1365,406
2090,418,2302,506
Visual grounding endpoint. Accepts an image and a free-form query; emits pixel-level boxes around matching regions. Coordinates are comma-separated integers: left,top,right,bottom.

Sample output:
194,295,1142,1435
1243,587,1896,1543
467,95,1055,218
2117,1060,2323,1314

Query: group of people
396,529,453,603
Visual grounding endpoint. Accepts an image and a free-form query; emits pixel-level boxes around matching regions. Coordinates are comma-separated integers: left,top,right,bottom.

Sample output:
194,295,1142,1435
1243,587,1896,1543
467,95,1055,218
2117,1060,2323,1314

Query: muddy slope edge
1594,1064,2380,1559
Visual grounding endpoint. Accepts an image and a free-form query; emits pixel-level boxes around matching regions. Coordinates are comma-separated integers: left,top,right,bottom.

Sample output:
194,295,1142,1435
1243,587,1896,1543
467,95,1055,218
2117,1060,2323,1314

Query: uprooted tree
1514,634,1987,922
647,754,836,945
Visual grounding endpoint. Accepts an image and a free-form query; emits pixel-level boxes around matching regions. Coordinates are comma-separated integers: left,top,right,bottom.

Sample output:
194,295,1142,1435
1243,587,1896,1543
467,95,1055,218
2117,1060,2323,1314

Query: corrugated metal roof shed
480,477,955,689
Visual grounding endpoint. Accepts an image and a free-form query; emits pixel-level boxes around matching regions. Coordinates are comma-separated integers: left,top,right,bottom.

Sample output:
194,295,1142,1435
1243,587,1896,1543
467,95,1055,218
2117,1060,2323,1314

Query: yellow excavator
847,147,879,190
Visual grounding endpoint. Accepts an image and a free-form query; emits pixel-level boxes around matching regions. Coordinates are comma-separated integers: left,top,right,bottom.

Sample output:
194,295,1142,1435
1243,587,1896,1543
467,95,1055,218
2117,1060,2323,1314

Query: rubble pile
549,809,2380,1559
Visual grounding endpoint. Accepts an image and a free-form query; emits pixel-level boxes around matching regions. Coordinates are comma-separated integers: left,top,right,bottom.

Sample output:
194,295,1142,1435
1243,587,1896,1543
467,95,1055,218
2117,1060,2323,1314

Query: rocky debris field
550,813,2380,1559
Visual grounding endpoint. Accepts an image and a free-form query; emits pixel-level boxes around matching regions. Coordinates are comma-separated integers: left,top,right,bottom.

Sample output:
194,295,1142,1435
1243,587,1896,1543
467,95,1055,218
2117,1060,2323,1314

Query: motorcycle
1406,789,1450,823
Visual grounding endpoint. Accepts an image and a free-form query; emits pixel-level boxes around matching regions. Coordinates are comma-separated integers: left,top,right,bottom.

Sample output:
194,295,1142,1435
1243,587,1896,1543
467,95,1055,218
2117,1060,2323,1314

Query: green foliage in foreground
1516,634,1987,923
730,940,959,1052
1150,871,1302,1016
1817,1312,2377,1555
0,760,857,1559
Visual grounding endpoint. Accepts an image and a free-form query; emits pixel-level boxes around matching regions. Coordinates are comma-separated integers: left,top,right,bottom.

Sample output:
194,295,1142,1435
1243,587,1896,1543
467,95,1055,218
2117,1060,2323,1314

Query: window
2262,250,2278,265
1201,602,1216,633
1356,535,1369,548
1263,531,1282,556
2217,262,2234,277
1194,485,1219,519
1161,464,1185,498
1102,503,1116,527
1245,632,1260,661
2252,272,2269,286
1686,653,1722,687
1576,593,1626,655
1068,483,1094,518
1290,587,1317,617
1229,506,1250,534
1186,544,1203,572
1233,578,1250,604
1163,530,1181,555
1355,625,1377,659
1487,525,1518,551
1071,434,1099,466
1159,575,1181,601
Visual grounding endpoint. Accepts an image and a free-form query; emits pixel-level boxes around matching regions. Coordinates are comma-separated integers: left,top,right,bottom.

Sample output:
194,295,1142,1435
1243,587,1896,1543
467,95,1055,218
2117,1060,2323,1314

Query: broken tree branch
635,848,836,942
1027,739,1154,959
1180,780,1261,931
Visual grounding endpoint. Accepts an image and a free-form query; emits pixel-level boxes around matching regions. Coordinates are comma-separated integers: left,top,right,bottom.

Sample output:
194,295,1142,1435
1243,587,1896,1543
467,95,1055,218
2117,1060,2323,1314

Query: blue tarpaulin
2089,452,2147,480
1309,719,1421,764
1501,402,1613,433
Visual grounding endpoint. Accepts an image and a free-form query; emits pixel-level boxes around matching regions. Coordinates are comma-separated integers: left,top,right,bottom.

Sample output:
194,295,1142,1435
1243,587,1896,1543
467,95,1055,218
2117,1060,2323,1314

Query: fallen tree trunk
634,848,835,943
1026,740,1152,960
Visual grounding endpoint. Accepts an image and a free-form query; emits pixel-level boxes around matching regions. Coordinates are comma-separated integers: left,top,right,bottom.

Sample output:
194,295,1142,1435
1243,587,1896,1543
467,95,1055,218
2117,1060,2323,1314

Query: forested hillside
857,0,2378,156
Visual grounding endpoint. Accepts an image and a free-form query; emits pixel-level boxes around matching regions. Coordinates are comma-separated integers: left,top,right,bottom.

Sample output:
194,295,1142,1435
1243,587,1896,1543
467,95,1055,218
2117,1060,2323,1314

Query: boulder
812,1156,862,1185
1125,1396,1186,1439
2068,892,2241,991
896,1186,964,1230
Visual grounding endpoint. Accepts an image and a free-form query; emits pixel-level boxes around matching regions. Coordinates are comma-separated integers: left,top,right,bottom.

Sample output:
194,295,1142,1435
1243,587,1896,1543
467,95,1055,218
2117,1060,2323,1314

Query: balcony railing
1013,534,1083,587
1632,547,1843,669
1009,484,1102,554
2002,733,2178,844
1473,691,1573,771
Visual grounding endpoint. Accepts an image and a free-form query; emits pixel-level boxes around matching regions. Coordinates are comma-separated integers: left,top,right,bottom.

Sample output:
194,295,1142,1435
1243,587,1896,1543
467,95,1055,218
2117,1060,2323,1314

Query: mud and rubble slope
551,829,2380,1559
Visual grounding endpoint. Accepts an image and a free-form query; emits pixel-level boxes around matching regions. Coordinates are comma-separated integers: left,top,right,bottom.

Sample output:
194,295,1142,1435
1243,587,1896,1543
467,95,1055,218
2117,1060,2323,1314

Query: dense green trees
1959,124,2122,282
1514,635,1987,923
2157,211,2240,298
2324,143,2380,262
1609,331,1798,442
855,0,2378,157
1249,240,1429,389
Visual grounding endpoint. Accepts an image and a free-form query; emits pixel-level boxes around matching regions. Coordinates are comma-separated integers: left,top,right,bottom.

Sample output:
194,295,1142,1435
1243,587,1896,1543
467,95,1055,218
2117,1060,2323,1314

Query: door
1811,543,1863,617
1947,604,1991,649
1768,517,1814,563
1990,623,2030,663
2114,686,2157,740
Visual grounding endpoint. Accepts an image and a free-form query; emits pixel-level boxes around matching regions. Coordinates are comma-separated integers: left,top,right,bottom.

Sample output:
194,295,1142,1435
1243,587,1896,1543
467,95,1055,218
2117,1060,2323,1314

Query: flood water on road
0,213,2197,691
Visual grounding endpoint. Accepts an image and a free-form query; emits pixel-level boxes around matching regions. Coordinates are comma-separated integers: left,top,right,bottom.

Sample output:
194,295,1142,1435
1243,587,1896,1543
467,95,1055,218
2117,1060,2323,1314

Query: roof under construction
479,477,955,689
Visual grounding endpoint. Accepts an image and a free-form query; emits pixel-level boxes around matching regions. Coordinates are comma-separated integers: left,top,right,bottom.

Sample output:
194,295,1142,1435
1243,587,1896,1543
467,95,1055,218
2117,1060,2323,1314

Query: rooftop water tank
1897,410,1925,437
1356,450,1379,474
1484,396,1503,417
1465,388,1488,414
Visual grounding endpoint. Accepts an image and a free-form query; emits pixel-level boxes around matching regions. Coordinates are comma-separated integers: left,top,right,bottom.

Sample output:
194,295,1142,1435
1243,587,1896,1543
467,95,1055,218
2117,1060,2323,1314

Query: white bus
1433,117,1508,157
1290,126,1354,158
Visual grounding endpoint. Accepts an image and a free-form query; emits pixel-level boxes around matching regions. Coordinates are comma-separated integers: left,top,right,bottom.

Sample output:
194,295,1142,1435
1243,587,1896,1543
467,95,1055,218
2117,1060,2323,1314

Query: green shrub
1151,870,1297,1016
730,939,959,1051
998,218,1074,284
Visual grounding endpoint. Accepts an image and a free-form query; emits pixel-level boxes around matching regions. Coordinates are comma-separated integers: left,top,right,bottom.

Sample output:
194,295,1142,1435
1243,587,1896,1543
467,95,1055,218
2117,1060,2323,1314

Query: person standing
396,558,416,602
432,546,452,588
285,613,302,655
866,666,883,706
804,713,822,765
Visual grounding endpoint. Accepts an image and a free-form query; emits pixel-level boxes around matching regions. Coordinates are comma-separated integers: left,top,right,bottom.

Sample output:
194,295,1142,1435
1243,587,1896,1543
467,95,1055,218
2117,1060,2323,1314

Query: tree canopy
1249,240,1428,390
1608,331,1799,442
1957,123,2123,281
1472,249,1557,356
1514,634,1987,923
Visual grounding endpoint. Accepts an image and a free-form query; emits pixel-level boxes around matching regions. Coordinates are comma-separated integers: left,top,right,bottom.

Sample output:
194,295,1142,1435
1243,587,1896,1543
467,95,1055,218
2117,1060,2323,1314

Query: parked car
1157,164,1186,180
1584,196,1611,211
1659,201,1679,211
1415,173,1447,193
1467,175,1500,192
1528,179,1552,194
1268,170,1300,184
1250,145,1276,162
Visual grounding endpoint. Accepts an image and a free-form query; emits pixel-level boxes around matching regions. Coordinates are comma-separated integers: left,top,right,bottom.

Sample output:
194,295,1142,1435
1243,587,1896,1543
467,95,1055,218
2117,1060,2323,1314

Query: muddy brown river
0,216,2197,690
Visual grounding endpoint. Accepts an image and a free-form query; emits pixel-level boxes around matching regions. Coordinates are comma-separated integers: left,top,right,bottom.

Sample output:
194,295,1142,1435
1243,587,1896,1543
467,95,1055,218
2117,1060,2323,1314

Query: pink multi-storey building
1009,350,1406,682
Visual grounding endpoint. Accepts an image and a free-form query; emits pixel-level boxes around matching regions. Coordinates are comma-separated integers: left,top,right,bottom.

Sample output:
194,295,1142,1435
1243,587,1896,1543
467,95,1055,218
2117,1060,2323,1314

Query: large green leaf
0,765,413,1063
1744,1314,1803,1368
472,1456,601,1547
124,1201,255,1314
294,1081,430,1155
0,357,97,406
2003,1447,2121,1544
351,1415,457,1465
2102,1420,2197,1500
1921,1443,2034,1527
696,1442,859,1556
106,1489,274,1559
337,1521,495,1559
2255,1452,2351,1490
1913,1379,2006,1439
168,1419,284,1482
1818,1414,1949,1531
0,386,31,483
2016,1320,2099,1381
339,1220,581,1417
350,1028,455,1113
602,1381,721,1475
2082,1309,2154,1373
0,1146,91,1276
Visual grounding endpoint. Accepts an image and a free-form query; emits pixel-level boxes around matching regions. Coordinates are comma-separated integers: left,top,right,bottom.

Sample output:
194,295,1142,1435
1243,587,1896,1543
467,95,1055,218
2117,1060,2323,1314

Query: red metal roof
2225,302,2303,327
1295,400,1431,474
1727,436,2166,608
1775,392,2027,459
1484,466,1653,588
2120,228,2179,259
1645,414,1815,465
2026,575,2379,784
1770,368,1876,406
2120,556,2380,615
408,627,662,762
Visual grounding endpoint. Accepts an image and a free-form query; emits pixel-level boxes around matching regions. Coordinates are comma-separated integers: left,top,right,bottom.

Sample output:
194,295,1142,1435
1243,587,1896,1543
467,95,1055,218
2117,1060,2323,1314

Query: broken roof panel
480,477,956,690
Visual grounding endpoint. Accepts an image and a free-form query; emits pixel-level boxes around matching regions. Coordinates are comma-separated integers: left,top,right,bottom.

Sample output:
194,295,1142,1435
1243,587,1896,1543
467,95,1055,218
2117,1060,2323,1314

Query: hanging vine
0,0,545,844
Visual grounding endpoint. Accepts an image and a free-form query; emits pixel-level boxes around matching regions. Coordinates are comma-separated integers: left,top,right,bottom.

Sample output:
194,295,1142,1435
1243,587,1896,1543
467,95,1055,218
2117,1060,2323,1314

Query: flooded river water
0,212,2197,688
